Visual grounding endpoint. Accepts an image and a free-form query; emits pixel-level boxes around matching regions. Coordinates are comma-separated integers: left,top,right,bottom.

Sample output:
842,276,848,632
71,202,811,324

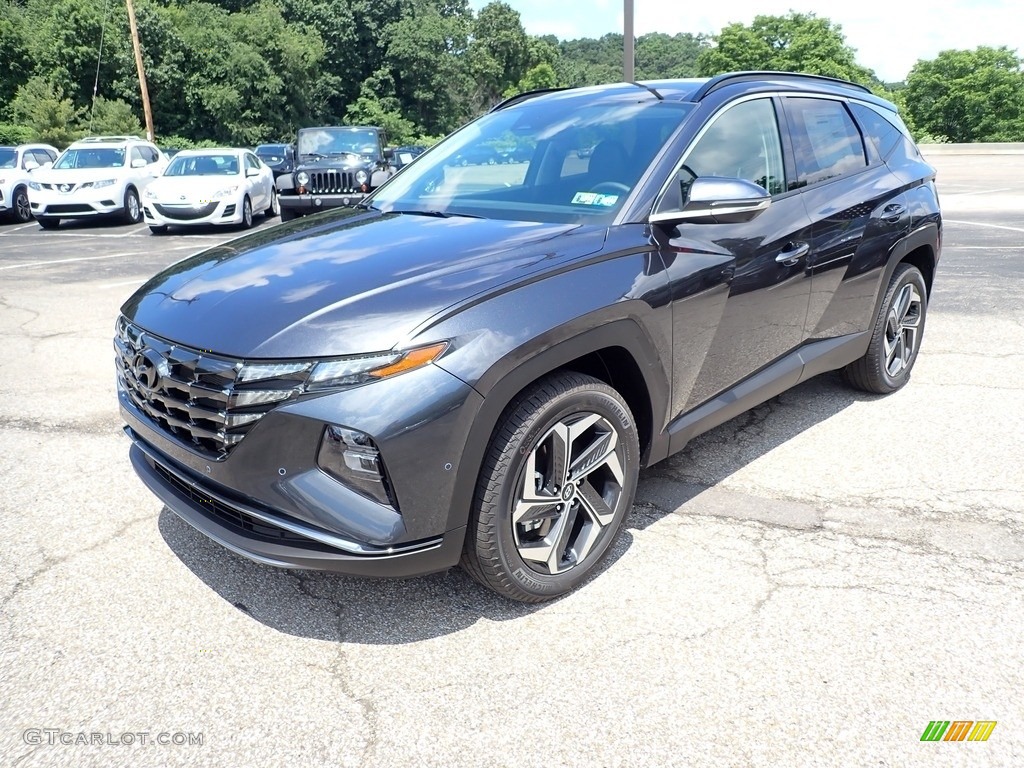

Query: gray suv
117,72,940,601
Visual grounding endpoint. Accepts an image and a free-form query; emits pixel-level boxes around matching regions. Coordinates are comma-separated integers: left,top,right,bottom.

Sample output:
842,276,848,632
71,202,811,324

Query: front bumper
144,198,242,227
30,187,124,218
120,359,484,577
280,192,366,214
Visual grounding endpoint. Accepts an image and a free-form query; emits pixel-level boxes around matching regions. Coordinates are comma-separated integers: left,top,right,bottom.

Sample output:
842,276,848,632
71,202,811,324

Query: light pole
623,0,634,81
125,0,155,141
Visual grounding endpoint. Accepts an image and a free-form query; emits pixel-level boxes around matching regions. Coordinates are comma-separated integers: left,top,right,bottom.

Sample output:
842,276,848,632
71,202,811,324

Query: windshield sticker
571,191,619,207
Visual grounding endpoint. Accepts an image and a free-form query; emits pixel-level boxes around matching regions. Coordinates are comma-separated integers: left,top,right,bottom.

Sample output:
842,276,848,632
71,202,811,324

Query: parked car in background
277,126,395,221
0,143,59,222
255,143,296,182
27,136,166,228
161,147,183,159
117,73,939,602
449,145,502,166
391,145,426,170
142,148,277,233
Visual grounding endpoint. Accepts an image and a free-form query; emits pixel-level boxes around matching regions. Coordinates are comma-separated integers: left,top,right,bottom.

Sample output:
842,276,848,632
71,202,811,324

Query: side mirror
40,161,53,170
383,147,395,160
131,158,147,169
246,167,260,178
651,176,771,226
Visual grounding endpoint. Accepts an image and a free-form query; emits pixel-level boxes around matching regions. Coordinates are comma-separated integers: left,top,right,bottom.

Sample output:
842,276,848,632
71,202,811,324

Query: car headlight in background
82,179,116,189
355,170,368,185
212,186,239,199
295,171,309,186
28,181,41,191
143,188,158,199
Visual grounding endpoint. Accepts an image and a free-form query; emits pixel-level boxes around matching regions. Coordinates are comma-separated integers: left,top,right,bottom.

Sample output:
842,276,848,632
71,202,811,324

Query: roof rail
490,87,568,112
77,135,144,143
692,71,872,101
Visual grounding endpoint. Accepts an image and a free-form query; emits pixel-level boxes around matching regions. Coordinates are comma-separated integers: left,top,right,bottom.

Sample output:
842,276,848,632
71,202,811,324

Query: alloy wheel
883,283,922,377
15,188,31,222
512,412,626,575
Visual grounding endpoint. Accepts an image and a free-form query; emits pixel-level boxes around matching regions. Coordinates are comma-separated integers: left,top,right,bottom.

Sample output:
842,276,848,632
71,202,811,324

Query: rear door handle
775,242,810,266
881,203,907,223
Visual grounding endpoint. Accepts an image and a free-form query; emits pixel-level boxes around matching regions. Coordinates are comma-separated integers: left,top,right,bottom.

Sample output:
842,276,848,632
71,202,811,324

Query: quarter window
786,98,867,189
677,98,786,199
849,103,904,161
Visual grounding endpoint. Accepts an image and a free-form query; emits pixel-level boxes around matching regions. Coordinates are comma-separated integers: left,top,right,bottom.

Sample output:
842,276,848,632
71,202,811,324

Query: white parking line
0,252,137,271
0,222,40,235
946,219,1024,234
943,187,1012,197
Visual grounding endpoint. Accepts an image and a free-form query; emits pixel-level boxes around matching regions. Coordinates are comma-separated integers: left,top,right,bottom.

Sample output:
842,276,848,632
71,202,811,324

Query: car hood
33,167,127,185
147,177,242,201
122,209,607,359
296,156,376,171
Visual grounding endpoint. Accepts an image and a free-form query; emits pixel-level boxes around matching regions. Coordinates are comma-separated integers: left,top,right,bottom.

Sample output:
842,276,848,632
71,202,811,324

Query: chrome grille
308,170,359,194
114,318,310,457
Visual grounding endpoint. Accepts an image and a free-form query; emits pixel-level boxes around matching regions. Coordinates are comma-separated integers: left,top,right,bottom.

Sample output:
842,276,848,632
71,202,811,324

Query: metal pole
623,0,635,81
125,0,155,141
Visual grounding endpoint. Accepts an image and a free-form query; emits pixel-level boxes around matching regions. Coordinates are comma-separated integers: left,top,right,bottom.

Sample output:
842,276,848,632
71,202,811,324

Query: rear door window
849,103,905,162
785,98,867,189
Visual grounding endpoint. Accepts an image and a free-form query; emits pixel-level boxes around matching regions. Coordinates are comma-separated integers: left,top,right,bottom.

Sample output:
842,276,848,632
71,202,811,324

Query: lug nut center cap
561,485,574,502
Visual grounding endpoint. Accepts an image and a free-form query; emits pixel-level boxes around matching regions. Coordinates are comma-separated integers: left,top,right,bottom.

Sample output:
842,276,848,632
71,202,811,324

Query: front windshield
0,149,16,169
369,97,694,224
165,154,240,176
54,147,125,170
256,145,288,166
298,129,380,160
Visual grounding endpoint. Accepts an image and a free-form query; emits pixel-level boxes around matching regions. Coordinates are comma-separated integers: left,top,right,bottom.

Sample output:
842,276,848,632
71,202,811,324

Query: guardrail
919,142,1024,155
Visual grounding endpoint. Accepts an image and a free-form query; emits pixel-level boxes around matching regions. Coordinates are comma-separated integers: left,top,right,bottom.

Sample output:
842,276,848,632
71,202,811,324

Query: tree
85,96,144,136
8,77,84,147
698,12,876,85
904,46,1024,142
468,1,530,108
636,32,706,80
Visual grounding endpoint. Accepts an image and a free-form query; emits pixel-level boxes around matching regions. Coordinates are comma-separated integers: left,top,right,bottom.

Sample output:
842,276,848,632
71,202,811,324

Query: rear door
781,96,911,340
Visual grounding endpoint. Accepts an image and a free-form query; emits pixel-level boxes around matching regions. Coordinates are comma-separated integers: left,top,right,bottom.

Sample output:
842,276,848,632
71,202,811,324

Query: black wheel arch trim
439,318,670,535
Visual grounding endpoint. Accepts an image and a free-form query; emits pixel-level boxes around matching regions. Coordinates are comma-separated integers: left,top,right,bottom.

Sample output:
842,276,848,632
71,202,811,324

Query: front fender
277,172,296,194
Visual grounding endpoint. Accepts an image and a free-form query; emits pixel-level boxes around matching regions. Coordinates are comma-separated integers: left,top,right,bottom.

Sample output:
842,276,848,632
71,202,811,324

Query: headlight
305,342,448,391
143,188,158,199
355,170,368,185
295,171,309,186
83,179,116,189
28,181,41,191
212,186,239,199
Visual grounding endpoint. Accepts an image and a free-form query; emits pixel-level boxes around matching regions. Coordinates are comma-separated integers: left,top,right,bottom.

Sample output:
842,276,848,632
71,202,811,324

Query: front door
659,97,814,422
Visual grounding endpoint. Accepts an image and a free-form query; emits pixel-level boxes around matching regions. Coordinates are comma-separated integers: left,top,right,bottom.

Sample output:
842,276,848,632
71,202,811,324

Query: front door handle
881,203,907,223
775,242,810,266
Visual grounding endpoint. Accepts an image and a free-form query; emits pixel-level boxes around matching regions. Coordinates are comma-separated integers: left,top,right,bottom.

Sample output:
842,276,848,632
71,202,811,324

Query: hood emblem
59,184,72,193
131,349,166,396
180,195,187,200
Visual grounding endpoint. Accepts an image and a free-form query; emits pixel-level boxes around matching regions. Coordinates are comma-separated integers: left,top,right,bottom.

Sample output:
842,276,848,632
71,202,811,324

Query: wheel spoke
568,428,617,482
546,422,572,491
893,284,913,324
577,482,616,527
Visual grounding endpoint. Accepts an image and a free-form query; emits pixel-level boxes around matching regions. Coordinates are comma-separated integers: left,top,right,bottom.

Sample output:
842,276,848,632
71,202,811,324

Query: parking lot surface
1,155,1022,767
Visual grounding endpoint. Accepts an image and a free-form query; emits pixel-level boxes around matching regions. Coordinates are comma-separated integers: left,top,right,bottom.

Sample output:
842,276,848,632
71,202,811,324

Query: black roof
493,71,895,113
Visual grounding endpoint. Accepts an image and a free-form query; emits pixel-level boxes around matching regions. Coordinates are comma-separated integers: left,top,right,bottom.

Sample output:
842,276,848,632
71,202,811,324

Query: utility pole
623,0,635,82
125,0,155,141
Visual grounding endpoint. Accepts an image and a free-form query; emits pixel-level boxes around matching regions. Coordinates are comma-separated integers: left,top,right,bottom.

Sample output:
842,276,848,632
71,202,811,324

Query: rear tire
461,372,639,602
36,216,59,230
123,187,142,224
842,263,928,394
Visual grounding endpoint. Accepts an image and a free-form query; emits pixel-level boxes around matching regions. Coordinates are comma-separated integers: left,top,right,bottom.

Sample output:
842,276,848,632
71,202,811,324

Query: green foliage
698,12,876,85
904,46,1024,142
8,77,84,148
1,1,1012,148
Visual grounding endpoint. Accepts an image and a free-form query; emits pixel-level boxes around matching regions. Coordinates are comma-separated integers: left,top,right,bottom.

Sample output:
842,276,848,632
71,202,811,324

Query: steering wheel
589,181,630,196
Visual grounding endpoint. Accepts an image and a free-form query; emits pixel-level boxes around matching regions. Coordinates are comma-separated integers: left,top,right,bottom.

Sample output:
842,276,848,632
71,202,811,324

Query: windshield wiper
300,152,326,160
391,209,485,220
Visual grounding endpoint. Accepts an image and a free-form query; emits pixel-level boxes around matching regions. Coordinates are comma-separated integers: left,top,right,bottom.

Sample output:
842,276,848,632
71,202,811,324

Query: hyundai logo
131,349,166,395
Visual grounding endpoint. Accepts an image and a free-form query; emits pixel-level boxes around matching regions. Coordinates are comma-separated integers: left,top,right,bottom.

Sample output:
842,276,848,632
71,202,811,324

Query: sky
471,0,1023,82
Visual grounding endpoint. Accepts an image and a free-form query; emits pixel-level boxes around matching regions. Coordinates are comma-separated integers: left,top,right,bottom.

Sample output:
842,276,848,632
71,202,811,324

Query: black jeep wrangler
277,126,395,221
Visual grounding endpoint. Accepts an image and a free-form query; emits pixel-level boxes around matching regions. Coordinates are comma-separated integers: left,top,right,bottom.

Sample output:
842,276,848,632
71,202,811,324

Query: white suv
28,136,167,228
0,144,60,223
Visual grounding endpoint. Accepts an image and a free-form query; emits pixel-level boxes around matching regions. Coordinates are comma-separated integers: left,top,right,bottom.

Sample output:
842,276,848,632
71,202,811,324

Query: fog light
317,425,397,508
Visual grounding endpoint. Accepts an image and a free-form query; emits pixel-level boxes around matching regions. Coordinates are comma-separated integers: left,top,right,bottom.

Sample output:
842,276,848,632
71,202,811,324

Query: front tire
123,187,142,224
843,263,928,394
461,372,639,602
36,216,59,230
265,188,279,218
13,186,32,222
149,225,168,235
241,195,253,229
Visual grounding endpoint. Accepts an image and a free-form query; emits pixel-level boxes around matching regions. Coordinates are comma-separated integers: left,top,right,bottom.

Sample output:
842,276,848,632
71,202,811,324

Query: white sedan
143,149,278,233
0,143,59,222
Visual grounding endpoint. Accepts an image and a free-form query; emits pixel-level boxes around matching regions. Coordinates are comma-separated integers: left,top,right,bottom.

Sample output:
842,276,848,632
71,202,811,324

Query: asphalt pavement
1,155,1021,767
